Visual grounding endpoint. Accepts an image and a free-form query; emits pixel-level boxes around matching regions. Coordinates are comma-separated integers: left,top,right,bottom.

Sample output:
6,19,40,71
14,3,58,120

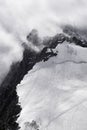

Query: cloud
0,0,87,38
0,25,23,84
0,0,87,83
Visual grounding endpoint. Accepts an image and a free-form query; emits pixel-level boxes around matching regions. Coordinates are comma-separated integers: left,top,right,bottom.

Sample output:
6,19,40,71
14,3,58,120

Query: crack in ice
28,60,87,75
45,98,87,129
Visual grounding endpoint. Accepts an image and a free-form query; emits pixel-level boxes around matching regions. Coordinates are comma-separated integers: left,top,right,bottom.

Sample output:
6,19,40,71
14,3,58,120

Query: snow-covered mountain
17,28,87,130
1,27,87,130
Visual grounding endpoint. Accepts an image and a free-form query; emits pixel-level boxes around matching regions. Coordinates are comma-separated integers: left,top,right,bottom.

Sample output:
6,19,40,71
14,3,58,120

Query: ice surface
17,42,87,130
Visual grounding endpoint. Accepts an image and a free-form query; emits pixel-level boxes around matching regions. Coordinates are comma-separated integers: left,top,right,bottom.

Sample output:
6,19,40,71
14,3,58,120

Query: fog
0,0,87,83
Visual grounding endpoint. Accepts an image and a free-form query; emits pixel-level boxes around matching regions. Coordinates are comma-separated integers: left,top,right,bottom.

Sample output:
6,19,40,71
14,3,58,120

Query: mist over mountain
1,0,87,84
0,26,87,130
0,0,87,130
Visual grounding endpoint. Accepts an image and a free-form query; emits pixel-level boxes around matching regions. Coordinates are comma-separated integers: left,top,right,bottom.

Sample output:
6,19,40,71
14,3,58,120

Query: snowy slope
17,42,87,130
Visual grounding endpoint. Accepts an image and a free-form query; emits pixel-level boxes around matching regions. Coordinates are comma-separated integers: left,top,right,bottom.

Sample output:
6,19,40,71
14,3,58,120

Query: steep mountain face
17,29,87,130
1,27,87,130
0,35,58,130
0,48,36,130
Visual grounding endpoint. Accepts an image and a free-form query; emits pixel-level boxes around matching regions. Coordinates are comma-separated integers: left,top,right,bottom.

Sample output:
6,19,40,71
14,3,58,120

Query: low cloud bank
0,0,87,83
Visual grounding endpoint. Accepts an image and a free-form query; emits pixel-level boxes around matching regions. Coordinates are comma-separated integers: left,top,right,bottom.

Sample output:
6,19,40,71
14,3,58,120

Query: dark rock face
0,27,87,130
24,120,39,130
63,25,87,47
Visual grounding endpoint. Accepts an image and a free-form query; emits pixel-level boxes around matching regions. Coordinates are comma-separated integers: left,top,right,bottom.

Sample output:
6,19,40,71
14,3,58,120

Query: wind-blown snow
17,42,87,130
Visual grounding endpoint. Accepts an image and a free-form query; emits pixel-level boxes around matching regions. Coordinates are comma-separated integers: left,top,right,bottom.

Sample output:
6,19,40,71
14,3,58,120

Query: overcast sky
0,0,87,83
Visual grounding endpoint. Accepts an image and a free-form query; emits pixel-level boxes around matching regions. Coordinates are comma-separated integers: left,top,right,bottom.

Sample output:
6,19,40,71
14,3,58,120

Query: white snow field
17,42,87,130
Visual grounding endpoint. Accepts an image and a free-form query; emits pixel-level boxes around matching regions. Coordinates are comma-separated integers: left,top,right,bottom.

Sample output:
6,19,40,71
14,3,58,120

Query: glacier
17,40,87,130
